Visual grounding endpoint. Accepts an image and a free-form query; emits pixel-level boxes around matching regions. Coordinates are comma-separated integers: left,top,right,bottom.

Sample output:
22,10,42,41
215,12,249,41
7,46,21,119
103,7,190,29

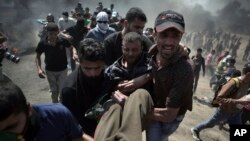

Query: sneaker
191,128,201,141
103,99,115,111
84,103,105,120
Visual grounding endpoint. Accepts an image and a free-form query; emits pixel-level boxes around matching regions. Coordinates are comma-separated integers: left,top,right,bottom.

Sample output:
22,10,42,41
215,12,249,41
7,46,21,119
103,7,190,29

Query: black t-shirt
36,38,70,71
109,23,122,32
191,55,205,73
65,26,88,49
104,31,153,65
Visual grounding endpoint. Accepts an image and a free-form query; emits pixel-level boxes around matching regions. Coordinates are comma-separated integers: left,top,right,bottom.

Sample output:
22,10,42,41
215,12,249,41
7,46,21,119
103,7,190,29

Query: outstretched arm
117,73,152,94
71,133,94,141
35,53,45,78
152,107,180,123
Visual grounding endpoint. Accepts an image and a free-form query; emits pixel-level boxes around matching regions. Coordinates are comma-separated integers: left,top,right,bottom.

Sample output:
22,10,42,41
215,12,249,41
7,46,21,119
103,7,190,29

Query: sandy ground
2,36,248,141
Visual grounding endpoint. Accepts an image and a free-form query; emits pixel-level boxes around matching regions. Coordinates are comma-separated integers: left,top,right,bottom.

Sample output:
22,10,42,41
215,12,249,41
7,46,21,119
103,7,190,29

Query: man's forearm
152,107,179,123
82,133,94,141
131,73,152,89
35,56,42,70
232,95,250,105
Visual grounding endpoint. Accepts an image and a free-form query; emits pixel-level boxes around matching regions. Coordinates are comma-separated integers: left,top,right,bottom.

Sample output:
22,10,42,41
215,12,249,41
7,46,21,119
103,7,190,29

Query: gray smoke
0,0,250,53
216,0,250,34
0,0,75,53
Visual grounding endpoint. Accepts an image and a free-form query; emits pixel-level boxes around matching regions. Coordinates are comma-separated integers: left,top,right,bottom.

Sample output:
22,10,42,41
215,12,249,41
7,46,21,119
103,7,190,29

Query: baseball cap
155,10,185,33
112,11,118,18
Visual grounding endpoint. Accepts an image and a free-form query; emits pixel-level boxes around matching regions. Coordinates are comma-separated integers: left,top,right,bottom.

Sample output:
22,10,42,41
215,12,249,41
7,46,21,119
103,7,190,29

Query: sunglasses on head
97,21,108,24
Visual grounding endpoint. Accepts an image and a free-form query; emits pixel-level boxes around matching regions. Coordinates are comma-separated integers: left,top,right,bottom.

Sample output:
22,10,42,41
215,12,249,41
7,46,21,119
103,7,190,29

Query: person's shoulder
106,31,121,39
108,27,116,32
33,103,67,110
36,40,47,49
33,103,70,116
142,35,153,46
66,26,74,32
176,57,193,71
58,37,70,44
105,58,121,71
86,28,97,36
58,17,64,22
68,17,76,22
39,37,48,43
87,28,95,33
142,34,150,40
109,22,116,27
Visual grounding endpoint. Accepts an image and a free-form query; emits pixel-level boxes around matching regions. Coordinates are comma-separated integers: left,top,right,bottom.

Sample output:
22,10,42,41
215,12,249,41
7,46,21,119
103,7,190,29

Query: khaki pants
94,89,153,141
46,69,67,103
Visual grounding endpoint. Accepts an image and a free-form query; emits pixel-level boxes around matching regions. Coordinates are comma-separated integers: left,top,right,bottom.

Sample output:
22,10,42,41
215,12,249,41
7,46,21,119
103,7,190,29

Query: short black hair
0,76,28,121
62,11,69,17
78,38,105,62
76,18,85,27
123,32,142,44
197,48,202,52
125,7,147,23
231,69,241,77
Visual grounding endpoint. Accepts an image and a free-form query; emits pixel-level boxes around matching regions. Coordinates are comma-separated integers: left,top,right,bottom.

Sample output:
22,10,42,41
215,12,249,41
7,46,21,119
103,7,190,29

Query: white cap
112,11,118,18
96,11,109,22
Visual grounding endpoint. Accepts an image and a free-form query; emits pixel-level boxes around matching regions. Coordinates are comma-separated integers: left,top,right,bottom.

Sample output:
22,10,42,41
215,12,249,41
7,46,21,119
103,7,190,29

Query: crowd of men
0,1,250,141
182,31,242,58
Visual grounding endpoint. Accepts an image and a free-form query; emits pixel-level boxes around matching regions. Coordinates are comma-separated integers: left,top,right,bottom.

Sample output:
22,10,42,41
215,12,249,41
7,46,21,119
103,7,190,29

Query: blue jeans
193,107,242,132
146,115,185,141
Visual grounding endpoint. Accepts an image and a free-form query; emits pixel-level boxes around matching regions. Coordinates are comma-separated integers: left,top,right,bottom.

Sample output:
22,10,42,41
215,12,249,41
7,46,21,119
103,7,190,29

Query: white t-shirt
58,17,76,31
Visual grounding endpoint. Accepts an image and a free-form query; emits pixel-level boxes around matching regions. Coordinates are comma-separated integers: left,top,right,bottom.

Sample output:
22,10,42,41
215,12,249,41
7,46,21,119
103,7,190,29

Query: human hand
117,80,135,94
73,53,79,62
38,69,46,79
58,33,72,40
117,74,151,93
111,90,128,105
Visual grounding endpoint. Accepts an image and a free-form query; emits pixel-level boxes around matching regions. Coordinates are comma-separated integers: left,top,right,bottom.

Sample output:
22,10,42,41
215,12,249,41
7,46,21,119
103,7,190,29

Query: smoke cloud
0,0,250,53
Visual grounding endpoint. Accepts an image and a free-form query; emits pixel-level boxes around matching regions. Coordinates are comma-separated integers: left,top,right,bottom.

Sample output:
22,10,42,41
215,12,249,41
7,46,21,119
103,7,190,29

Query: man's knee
102,103,122,119
109,103,122,112
130,89,153,107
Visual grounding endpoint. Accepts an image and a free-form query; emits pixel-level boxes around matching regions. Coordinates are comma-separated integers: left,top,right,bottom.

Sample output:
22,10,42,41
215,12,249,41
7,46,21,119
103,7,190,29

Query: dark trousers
241,108,250,124
69,48,76,71
193,71,200,93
